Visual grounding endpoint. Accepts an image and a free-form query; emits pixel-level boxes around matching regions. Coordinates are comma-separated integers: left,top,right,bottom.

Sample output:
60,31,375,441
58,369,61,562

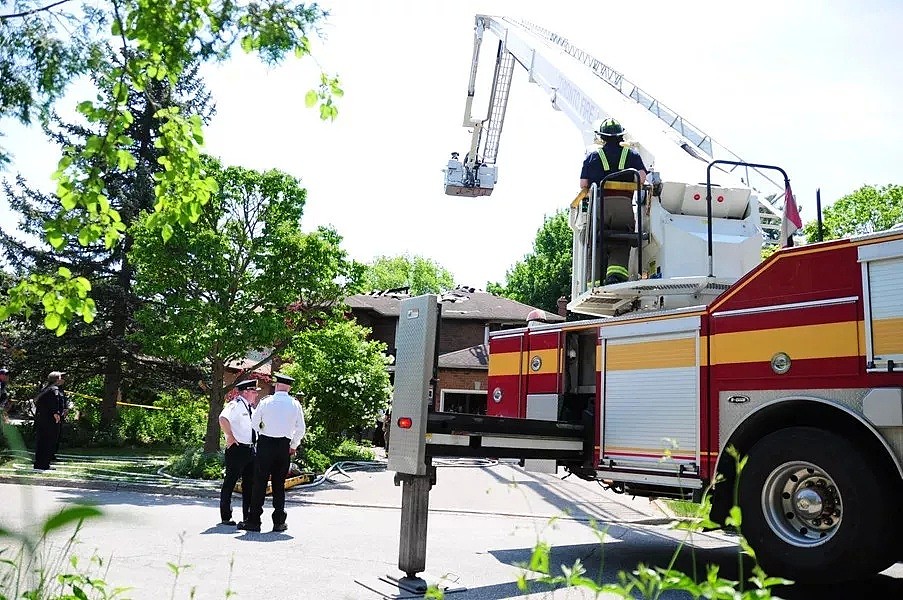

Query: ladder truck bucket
444,154,497,196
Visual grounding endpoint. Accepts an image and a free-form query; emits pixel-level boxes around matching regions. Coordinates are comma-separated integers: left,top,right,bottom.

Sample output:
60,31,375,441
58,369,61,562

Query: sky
2,0,901,289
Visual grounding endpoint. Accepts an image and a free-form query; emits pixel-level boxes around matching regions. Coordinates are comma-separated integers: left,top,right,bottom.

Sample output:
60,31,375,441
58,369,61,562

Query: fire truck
386,15,903,591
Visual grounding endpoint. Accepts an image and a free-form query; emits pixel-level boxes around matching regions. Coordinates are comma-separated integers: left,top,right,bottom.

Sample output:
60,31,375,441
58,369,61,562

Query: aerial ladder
443,15,792,317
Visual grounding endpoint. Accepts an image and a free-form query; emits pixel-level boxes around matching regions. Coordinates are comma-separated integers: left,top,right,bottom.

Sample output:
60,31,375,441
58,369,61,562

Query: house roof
225,357,272,375
438,344,489,369
345,287,564,323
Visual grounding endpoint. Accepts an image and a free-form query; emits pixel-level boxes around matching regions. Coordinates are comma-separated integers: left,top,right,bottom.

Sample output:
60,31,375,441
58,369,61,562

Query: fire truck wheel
739,426,897,583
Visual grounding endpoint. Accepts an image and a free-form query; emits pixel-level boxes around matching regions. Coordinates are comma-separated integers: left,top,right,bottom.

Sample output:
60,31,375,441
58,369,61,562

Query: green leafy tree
361,254,454,295
281,319,391,445
129,158,361,451
0,63,214,425
488,210,572,314
0,0,342,330
803,184,903,242
0,1,105,165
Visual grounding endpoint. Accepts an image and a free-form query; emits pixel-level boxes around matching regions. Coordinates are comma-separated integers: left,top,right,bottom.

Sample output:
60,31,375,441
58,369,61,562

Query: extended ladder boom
444,15,784,240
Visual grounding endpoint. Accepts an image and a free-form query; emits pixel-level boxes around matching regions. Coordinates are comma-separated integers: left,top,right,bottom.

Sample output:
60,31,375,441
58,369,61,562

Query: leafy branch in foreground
507,448,792,600
0,0,343,331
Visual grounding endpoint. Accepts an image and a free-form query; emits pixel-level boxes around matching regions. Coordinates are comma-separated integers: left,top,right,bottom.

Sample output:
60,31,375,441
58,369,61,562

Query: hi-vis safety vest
597,146,629,171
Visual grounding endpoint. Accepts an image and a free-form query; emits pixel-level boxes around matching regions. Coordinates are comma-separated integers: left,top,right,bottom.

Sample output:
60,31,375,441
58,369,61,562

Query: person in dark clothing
33,371,65,470
218,379,261,527
371,410,386,448
0,367,9,421
579,118,648,285
51,382,71,462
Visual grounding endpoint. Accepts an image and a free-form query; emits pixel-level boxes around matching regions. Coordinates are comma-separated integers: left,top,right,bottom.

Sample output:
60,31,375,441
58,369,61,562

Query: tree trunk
101,358,123,427
101,243,133,427
203,358,226,452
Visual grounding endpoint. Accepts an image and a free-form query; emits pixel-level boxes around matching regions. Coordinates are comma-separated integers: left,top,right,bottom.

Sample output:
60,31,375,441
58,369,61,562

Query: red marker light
397,417,413,429
717,195,724,203
693,193,700,200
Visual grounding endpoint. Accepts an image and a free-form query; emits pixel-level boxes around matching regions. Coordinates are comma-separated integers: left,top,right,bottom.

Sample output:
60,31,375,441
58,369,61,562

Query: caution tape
66,391,167,410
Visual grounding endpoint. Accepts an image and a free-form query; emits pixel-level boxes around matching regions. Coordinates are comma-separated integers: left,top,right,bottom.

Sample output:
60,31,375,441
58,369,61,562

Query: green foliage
0,267,96,336
282,320,391,445
760,245,778,261
0,509,126,600
0,0,343,331
65,389,206,449
507,448,791,600
165,446,224,479
1,420,125,599
0,2,104,163
130,158,354,366
129,157,360,449
803,184,903,242
360,254,455,295
333,438,375,462
488,210,572,314
294,427,375,473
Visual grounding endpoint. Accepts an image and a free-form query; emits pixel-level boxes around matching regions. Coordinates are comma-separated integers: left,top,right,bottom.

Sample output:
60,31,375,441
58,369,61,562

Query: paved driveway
1,460,901,599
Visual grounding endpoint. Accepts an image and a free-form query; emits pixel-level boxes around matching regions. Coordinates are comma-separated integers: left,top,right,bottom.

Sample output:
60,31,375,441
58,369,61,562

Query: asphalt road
1,460,901,600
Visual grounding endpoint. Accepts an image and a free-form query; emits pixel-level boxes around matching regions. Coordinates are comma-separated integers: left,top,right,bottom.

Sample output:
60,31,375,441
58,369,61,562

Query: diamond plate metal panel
387,295,438,475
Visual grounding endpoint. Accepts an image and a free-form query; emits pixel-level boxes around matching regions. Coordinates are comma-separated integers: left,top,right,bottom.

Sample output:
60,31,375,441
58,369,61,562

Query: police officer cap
235,379,260,391
0,367,8,374
49,371,65,379
273,372,294,385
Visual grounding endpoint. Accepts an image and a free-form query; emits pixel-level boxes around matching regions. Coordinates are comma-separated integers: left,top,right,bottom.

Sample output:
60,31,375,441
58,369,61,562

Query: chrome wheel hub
761,461,842,547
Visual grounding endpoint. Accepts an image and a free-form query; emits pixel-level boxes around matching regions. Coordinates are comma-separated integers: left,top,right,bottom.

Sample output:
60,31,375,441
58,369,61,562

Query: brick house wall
438,321,486,355
437,367,487,395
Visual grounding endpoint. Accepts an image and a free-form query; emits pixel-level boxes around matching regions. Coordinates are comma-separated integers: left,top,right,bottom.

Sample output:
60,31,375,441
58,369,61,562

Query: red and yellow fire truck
483,229,903,581
386,15,903,589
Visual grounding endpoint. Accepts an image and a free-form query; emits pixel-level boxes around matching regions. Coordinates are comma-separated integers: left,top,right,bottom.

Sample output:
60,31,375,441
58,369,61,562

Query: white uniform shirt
219,395,256,445
251,391,306,449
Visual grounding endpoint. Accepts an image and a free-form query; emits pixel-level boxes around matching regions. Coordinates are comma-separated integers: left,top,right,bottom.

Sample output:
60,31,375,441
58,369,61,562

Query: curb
0,475,218,498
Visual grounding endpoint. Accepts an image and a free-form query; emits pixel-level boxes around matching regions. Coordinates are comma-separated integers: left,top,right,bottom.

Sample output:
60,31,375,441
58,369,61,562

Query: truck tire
739,426,897,583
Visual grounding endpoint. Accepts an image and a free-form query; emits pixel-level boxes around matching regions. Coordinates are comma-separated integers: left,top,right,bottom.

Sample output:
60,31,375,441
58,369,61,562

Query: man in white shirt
243,372,306,533
218,379,260,527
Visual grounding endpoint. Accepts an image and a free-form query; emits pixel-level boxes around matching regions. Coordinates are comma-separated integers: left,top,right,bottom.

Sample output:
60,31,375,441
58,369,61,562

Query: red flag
780,184,802,247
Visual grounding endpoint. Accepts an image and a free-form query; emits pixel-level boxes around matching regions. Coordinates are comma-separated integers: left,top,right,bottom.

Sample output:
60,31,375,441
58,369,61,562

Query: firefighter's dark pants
601,193,635,281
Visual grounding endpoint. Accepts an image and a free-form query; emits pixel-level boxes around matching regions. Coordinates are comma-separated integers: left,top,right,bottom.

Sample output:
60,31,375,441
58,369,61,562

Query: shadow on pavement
235,531,293,542
52,486,214,508
477,462,662,524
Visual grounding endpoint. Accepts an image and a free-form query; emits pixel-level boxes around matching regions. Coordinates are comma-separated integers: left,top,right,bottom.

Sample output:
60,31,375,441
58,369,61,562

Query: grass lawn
665,499,708,519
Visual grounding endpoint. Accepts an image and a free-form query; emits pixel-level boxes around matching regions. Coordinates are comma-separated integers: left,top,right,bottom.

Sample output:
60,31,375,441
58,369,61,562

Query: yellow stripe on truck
873,317,903,355
523,348,561,375
606,337,697,371
710,321,860,365
488,351,521,377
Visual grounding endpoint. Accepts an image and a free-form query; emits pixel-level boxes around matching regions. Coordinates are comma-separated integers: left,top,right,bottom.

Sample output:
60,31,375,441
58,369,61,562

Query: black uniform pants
34,420,58,469
52,420,63,460
220,443,255,522
248,434,290,527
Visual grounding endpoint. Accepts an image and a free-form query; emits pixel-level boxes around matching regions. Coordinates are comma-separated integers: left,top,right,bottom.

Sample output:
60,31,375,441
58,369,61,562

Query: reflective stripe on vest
597,146,630,172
